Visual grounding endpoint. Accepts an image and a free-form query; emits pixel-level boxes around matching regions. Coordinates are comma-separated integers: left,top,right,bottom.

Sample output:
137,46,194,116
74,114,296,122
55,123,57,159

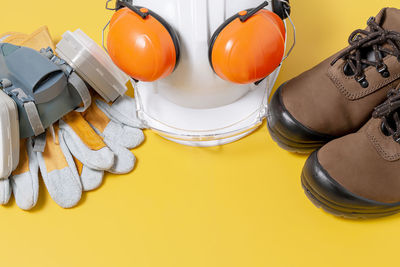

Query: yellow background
1,0,399,266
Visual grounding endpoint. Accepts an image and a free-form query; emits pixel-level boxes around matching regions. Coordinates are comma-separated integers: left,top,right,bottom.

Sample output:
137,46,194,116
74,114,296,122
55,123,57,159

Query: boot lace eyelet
393,134,400,144
343,63,355,77
377,65,390,78
381,122,391,136
356,76,369,88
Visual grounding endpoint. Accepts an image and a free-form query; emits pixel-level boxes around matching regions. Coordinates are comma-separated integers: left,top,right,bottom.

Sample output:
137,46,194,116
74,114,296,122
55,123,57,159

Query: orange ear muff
107,6,180,82
209,9,286,84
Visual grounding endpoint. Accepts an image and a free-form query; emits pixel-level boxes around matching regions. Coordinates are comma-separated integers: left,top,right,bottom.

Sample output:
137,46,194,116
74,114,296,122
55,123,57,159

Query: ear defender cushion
107,7,180,82
209,9,286,84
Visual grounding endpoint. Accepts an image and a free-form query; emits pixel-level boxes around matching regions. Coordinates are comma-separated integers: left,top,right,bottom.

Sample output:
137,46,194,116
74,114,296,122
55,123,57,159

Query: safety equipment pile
104,0,294,147
0,27,144,210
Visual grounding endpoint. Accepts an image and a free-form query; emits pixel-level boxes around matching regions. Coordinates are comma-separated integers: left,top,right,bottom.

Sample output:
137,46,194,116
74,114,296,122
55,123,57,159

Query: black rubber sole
301,170,400,219
267,84,335,154
267,123,325,154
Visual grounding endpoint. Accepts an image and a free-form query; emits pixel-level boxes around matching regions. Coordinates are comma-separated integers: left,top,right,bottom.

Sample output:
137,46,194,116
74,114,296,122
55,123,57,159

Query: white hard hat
105,0,293,146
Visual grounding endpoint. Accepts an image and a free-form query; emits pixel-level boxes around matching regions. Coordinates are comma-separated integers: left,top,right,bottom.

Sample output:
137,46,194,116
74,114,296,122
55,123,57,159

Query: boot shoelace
331,17,400,88
373,89,400,142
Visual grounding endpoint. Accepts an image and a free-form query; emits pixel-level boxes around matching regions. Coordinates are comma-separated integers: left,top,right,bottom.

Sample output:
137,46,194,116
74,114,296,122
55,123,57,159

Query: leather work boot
268,8,400,153
302,86,400,219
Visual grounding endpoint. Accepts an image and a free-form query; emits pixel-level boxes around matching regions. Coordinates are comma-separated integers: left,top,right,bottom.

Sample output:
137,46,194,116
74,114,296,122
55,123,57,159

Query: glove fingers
11,172,39,210
72,156,104,192
39,165,82,209
11,138,39,210
81,167,104,192
83,101,144,149
59,118,114,170
38,129,82,209
95,96,143,128
103,139,136,174
0,179,11,205
103,121,145,149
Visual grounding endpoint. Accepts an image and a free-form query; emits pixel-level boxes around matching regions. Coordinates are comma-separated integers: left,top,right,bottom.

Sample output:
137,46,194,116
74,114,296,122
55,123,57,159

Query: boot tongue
340,8,400,75
361,8,400,66
374,8,400,32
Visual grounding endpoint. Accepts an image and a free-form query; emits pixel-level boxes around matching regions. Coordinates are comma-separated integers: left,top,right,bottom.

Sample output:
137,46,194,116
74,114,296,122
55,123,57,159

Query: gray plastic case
0,90,19,179
56,29,129,102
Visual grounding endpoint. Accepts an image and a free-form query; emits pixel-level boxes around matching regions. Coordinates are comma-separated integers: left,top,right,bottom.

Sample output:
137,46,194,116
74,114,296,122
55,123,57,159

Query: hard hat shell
107,7,180,82
126,0,285,109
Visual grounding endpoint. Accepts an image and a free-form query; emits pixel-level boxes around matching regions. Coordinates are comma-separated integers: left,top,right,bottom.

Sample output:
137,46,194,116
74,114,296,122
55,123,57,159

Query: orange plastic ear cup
210,9,286,84
107,7,178,82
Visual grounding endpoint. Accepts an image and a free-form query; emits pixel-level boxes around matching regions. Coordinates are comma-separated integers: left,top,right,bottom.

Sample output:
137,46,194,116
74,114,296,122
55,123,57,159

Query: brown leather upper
318,117,400,203
282,8,400,136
